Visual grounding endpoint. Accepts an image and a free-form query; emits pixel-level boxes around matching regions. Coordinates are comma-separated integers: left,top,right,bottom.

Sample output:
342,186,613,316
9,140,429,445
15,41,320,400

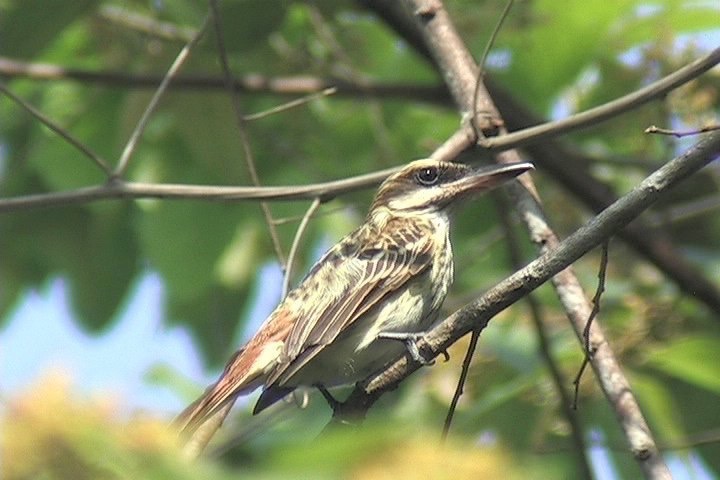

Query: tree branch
358,1,688,477
5,45,717,153
337,128,720,478
209,0,286,268
487,80,720,315
495,194,593,479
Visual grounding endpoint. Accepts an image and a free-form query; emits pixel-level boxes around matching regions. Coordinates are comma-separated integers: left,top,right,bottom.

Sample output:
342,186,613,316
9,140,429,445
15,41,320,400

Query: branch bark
345,1,714,477
337,127,720,480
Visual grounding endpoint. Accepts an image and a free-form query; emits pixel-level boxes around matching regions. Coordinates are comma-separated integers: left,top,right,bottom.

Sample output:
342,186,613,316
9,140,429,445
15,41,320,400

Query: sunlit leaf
643,335,720,395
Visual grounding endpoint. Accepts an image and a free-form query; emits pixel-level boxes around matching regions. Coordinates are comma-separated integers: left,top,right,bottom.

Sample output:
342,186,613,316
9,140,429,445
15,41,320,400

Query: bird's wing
264,220,435,389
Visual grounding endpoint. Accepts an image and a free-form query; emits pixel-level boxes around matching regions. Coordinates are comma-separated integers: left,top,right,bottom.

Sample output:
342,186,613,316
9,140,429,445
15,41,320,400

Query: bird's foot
377,331,434,365
316,385,341,410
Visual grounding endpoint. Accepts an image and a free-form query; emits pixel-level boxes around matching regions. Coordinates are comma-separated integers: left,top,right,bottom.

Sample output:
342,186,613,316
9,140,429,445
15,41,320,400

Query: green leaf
498,0,632,112
136,202,240,303
629,371,686,440
66,204,139,331
0,0,97,59
217,0,288,53
644,335,720,395
27,89,123,191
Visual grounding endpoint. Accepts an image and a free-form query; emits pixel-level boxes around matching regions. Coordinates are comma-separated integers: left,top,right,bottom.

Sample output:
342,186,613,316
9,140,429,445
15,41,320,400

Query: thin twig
0,81,112,176
0,124,480,215
0,163,398,214
478,47,720,151
244,87,337,121
441,329,479,442
496,194,593,479
282,197,322,299
2,47,718,154
573,241,610,409
114,16,210,178
471,0,514,135
0,56,447,103
98,5,196,42
645,124,720,138
584,241,609,353
271,204,349,226
336,129,720,479
209,0,286,268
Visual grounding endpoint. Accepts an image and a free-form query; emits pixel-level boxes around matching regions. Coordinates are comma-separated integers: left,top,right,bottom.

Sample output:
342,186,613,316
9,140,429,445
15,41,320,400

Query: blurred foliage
2,372,230,480
2,372,526,479
1,0,719,478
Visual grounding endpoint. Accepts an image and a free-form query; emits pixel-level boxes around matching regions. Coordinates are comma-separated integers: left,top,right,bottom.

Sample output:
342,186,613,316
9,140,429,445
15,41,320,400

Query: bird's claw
377,331,434,365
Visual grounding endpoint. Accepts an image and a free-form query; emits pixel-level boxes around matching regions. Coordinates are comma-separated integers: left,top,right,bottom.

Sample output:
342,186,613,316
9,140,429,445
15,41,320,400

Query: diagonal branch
0,81,112,176
337,128,720,479
357,1,682,477
209,0,286,268
114,16,210,177
495,194,594,479
487,81,720,315
404,1,666,476
355,0,720,317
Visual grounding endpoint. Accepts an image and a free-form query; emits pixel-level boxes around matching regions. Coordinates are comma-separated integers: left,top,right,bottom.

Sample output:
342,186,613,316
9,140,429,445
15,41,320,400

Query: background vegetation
1,0,719,478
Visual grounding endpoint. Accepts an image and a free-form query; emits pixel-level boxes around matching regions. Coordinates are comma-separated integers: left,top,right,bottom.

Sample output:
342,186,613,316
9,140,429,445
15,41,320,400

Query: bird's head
370,159,534,216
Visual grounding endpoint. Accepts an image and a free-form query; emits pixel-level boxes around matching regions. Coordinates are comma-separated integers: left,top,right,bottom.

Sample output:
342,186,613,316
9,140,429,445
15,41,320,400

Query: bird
177,158,533,438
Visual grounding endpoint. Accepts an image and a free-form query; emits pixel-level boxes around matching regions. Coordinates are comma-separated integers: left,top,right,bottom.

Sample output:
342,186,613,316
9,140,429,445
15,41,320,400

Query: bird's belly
289,274,441,387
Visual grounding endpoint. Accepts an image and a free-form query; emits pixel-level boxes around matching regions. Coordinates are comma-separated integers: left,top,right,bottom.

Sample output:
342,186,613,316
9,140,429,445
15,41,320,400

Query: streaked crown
370,159,533,215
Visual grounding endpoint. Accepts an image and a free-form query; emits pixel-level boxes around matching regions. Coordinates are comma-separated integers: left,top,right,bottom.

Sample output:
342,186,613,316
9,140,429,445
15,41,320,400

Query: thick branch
363,1,680,477
339,129,720,475
487,80,720,315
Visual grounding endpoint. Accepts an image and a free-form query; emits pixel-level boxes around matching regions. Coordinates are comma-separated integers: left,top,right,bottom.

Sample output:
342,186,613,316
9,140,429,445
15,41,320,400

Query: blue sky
0,261,285,416
1,26,718,479
1,248,717,479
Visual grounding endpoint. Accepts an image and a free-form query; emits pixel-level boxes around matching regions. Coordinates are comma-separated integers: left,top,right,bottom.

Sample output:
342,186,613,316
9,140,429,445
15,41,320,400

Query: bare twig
355,1,687,477
0,168,399,214
496,194,593,479
209,0,286,268
271,204,349,226
2,47,718,154
471,0,514,135
114,16,210,177
0,81,112,176
244,87,337,121
440,329,478,442
0,56,448,103
573,241,610,409
584,241,609,353
282,197,323,299
337,129,720,479
479,47,720,151
645,124,720,138
0,122,484,215
98,5,196,42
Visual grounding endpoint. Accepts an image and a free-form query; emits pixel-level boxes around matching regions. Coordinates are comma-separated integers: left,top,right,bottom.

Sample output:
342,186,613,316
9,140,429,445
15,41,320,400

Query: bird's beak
453,161,534,195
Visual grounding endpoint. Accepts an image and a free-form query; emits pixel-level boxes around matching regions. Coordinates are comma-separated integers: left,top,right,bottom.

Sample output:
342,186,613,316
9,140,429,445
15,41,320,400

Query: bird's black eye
415,166,440,186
